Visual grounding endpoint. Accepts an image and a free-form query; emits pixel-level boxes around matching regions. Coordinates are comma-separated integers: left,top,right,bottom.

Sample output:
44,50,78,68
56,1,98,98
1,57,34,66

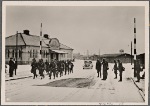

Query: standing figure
65,61,69,75
70,61,74,73
68,61,72,74
113,60,118,79
31,58,38,79
96,59,101,78
14,58,17,75
45,60,49,74
49,60,57,79
135,59,141,82
102,59,109,80
38,59,45,79
117,59,124,82
9,58,15,77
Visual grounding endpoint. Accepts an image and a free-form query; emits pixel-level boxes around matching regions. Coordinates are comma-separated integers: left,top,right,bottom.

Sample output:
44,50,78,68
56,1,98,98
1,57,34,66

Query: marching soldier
112,60,118,79
70,61,74,73
45,59,49,74
96,59,101,78
38,59,45,79
31,58,38,79
65,60,69,75
102,59,109,80
49,60,56,79
9,58,15,77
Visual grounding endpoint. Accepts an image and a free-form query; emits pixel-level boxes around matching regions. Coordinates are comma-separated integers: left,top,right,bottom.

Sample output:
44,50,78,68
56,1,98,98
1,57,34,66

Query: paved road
5,60,144,102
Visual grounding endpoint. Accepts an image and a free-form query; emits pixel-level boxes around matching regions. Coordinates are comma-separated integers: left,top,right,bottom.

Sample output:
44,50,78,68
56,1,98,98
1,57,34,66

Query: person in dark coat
135,59,141,82
70,61,74,73
13,58,17,75
102,59,109,80
31,58,38,79
117,59,124,82
113,60,118,79
96,59,101,78
49,59,57,79
45,59,49,74
38,59,45,79
65,60,69,75
9,58,15,77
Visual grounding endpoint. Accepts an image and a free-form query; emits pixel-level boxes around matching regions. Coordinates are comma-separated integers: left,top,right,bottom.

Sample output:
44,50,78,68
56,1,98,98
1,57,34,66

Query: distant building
99,53,134,63
5,30,73,64
137,53,145,65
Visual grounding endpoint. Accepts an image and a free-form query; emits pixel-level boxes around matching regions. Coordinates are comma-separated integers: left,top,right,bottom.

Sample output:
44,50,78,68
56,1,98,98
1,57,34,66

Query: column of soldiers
30,58,74,80
96,58,125,82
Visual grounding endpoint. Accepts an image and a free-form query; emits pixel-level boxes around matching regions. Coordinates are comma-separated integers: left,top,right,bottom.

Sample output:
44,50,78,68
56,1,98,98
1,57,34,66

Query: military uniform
31,59,38,79
38,59,45,79
102,59,109,80
96,60,101,78
9,58,15,77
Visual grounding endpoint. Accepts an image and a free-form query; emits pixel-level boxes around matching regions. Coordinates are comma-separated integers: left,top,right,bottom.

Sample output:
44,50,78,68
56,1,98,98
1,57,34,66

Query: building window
35,50,38,58
33,49,35,58
7,50,10,58
12,50,15,58
19,50,22,58
30,50,33,58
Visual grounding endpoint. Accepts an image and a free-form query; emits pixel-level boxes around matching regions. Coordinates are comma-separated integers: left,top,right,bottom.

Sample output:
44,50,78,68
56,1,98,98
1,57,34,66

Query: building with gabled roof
5,30,73,64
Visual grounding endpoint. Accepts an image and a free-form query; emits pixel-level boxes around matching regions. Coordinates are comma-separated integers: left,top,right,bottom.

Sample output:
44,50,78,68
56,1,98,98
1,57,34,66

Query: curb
5,76,33,81
131,78,145,101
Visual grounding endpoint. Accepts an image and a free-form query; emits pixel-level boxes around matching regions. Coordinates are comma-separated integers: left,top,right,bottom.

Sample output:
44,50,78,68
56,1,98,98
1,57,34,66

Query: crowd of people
96,58,143,82
31,58,74,79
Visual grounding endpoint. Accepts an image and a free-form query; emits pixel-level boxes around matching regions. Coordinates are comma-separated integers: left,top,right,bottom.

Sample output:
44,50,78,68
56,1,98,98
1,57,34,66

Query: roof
6,34,47,47
100,53,132,58
60,43,73,50
6,33,73,50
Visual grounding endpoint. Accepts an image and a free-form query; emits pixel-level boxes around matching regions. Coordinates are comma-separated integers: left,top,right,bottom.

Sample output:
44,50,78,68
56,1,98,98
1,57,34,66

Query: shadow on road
34,78,96,88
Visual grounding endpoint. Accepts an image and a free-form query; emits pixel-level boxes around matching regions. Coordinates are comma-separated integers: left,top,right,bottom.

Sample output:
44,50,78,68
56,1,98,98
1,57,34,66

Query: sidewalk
123,64,145,101
5,65,33,81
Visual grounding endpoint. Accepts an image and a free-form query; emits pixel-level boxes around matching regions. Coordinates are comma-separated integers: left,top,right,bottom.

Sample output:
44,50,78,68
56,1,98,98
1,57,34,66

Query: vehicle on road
83,60,93,69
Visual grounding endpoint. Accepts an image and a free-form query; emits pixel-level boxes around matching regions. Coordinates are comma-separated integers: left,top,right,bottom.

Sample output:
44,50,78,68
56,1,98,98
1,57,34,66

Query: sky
6,6,145,55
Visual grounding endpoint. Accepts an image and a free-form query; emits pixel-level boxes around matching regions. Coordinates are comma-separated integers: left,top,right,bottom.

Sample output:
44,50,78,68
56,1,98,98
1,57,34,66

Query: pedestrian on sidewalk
112,60,118,79
102,58,109,80
135,59,142,82
13,58,18,75
117,59,124,82
9,58,15,77
31,58,38,79
96,59,101,78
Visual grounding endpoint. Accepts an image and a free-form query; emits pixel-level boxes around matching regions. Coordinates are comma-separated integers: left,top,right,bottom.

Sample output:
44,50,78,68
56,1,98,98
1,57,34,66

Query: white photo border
1,1,149,105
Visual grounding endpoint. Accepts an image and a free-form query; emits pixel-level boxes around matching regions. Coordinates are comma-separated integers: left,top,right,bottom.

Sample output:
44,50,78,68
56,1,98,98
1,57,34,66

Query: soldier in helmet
38,59,45,79
31,58,38,79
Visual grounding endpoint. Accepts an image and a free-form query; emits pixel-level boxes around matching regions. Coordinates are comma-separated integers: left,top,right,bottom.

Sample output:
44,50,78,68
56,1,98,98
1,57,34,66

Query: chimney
23,30,30,35
44,34,49,39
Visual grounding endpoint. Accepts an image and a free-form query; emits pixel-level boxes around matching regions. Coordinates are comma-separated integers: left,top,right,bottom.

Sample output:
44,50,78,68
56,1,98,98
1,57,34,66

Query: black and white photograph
1,1,149,105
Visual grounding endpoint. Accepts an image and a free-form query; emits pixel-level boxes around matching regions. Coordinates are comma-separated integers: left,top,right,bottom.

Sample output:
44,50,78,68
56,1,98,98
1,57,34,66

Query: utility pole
134,18,137,77
131,41,132,65
15,31,18,75
39,23,42,59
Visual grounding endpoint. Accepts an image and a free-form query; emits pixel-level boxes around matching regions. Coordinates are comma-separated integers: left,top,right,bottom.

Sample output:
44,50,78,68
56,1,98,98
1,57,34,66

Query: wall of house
60,49,73,60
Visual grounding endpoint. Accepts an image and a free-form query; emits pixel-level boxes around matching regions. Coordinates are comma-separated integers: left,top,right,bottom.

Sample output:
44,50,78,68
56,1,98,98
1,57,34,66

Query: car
83,60,93,69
